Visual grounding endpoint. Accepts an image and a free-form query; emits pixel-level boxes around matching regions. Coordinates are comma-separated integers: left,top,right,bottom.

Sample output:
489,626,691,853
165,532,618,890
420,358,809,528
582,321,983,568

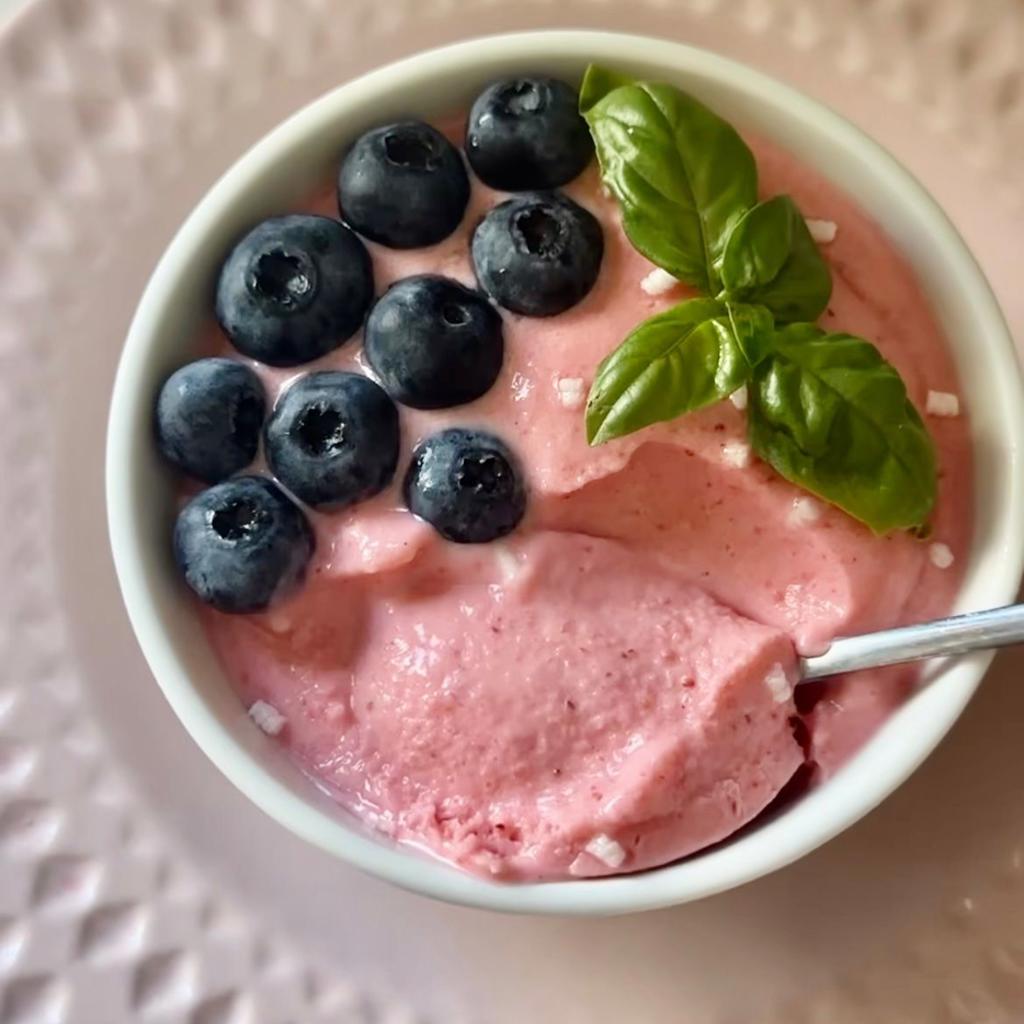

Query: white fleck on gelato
806,218,838,243
787,496,822,528
249,700,286,736
555,376,586,410
929,542,955,569
926,390,960,418
729,385,748,411
494,544,521,583
640,267,679,296
721,441,752,469
584,833,627,868
764,663,793,705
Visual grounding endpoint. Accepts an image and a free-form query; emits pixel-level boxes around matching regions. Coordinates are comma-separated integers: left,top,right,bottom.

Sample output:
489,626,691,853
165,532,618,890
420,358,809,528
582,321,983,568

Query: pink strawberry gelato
196,123,972,880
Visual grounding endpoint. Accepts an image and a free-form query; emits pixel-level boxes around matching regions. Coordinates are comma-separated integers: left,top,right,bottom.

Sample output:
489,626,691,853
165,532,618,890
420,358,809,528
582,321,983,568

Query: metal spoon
799,604,1024,681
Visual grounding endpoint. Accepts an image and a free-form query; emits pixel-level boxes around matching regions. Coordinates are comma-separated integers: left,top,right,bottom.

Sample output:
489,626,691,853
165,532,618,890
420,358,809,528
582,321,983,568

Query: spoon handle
799,604,1024,682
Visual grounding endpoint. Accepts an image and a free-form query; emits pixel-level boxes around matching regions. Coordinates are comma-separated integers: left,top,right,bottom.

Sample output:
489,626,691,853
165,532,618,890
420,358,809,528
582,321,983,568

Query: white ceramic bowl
106,30,1024,915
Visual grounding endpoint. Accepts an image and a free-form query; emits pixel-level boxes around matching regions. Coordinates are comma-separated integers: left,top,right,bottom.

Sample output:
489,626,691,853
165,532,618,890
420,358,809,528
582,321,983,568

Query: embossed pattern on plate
1,0,1024,1021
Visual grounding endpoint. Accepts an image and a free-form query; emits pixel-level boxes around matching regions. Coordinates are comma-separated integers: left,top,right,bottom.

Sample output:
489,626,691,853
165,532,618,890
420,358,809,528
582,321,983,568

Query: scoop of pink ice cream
210,534,802,879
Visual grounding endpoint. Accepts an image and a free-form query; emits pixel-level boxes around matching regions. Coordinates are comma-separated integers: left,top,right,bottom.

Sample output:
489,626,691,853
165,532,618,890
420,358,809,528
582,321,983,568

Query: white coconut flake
929,542,955,570
568,854,589,877
555,376,586,410
806,218,838,243
926,390,960,418
729,384,748,411
511,371,534,402
787,495,822,528
721,441,752,469
584,833,627,869
764,663,793,705
494,544,521,583
249,700,286,736
267,611,291,634
640,267,679,296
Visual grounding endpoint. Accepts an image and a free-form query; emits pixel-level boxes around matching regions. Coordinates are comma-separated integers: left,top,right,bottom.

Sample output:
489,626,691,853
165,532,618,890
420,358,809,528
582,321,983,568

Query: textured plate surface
2,0,1024,1021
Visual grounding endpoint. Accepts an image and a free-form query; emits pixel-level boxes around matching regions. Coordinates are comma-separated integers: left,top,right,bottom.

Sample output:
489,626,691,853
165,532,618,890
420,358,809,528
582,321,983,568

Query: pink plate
2,0,1024,1020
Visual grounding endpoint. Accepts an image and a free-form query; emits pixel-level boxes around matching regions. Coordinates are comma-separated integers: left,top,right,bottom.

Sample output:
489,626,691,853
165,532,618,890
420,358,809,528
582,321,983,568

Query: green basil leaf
583,79,757,293
748,325,936,532
578,64,635,115
586,298,749,445
726,301,775,367
719,195,793,289
720,195,832,322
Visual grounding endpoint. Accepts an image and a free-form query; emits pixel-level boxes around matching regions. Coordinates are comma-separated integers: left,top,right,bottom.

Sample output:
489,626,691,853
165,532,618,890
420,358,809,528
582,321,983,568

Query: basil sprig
579,64,937,533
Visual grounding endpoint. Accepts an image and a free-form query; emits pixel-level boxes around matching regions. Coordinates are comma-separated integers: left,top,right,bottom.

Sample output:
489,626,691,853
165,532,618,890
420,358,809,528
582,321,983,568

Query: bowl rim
106,28,1024,915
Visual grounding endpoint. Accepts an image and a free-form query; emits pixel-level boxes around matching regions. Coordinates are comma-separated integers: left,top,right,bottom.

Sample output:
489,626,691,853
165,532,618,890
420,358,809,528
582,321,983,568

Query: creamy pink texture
197,123,972,880
214,534,802,878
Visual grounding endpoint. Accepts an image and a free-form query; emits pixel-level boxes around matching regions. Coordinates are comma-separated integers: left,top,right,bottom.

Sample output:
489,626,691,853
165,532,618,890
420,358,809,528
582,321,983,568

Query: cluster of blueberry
156,77,602,613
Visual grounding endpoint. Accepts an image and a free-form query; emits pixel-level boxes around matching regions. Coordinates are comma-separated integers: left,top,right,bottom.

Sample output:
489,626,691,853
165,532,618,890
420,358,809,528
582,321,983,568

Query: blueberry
173,476,314,614
404,428,526,543
265,372,399,510
471,192,603,317
465,77,593,191
216,214,373,367
364,275,504,410
338,121,470,249
155,358,265,483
